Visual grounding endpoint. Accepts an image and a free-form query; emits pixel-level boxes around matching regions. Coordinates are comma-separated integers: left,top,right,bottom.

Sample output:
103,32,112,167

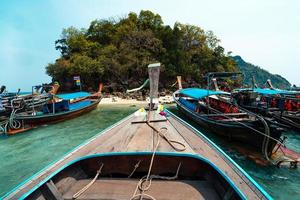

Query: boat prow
3,110,272,200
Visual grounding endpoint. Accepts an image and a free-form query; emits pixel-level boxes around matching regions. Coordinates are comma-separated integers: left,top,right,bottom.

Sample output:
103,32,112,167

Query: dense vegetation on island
46,10,290,92
232,56,291,89
46,10,237,92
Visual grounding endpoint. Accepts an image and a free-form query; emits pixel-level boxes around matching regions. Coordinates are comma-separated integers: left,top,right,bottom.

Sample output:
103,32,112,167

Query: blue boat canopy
56,92,91,100
254,88,297,95
179,88,229,99
235,88,297,95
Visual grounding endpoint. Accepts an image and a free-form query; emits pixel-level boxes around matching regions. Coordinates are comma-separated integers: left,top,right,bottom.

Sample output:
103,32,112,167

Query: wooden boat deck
4,110,268,200
62,179,220,200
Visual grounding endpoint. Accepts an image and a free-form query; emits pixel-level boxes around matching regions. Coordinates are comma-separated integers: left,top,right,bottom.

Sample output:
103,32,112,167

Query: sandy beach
99,95,174,105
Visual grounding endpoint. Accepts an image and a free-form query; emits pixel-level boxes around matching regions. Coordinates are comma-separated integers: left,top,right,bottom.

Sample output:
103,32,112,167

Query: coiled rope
130,163,182,200
0,120,8,133
5,98,25,133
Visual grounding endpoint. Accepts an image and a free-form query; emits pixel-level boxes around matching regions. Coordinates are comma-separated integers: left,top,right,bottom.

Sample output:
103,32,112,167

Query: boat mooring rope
0,120,8,133
237,107,295,165
205,104,290,165
130,162,182,200
72,163,104,199
257,115,271,162
4,95,50,134
209,101,299,166
4,98,25,133
206,106,284,146
130,118,186,200
128,160,142,178
146,121,186,152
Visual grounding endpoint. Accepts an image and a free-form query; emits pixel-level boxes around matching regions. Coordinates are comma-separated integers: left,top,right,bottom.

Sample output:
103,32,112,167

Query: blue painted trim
1,112,136,199
56,92,91,100
18,152,246,200
166,109,273,200
16,99,100,119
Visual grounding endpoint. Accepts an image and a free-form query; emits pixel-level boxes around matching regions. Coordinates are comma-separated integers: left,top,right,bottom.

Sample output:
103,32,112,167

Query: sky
0,0,299,91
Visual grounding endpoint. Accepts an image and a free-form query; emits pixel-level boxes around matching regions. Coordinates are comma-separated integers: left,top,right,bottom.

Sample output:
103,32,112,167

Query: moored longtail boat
1,84,59,116
173,88,284,163
1,84,103,135
232,88,300,131
2,64,272,200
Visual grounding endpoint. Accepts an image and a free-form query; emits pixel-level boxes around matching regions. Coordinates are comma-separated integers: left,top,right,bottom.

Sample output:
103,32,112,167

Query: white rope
73,163,104,199
130,162,182,200
130,120,185,200
128,160,142,178
207,105,284,145
6,98,25,132
146,122,186,152
202,103,287,164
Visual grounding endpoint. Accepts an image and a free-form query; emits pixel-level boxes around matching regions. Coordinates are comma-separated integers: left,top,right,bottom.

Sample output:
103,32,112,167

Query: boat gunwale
15,152,248,200
166,106,272,200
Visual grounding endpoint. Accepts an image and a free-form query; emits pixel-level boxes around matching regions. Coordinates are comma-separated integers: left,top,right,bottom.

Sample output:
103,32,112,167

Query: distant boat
0,84,57,117
2,63,272,200
2,84,102,135
232,88,300,131
173,88,284,161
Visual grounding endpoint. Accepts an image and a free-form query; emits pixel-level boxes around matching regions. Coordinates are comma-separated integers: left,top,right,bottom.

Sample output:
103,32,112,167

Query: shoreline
99,95,173,105
99,97,147,105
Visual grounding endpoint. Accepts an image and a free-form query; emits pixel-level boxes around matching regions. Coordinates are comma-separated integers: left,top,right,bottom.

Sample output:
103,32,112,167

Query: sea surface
0,105,299,199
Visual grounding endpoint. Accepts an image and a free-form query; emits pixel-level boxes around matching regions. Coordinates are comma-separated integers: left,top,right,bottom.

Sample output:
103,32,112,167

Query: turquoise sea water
0,104,299,199
0,105,137,198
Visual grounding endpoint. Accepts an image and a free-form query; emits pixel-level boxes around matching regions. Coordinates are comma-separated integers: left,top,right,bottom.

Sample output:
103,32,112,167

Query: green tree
46,10,238,92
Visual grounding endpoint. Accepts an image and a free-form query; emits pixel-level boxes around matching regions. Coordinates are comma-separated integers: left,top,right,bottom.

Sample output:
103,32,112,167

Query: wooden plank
40,180,63,200
62,179,220,200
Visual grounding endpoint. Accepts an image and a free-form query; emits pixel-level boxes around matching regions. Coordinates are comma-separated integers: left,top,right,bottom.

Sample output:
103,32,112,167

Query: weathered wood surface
62,179,220,200
4,111,265,200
